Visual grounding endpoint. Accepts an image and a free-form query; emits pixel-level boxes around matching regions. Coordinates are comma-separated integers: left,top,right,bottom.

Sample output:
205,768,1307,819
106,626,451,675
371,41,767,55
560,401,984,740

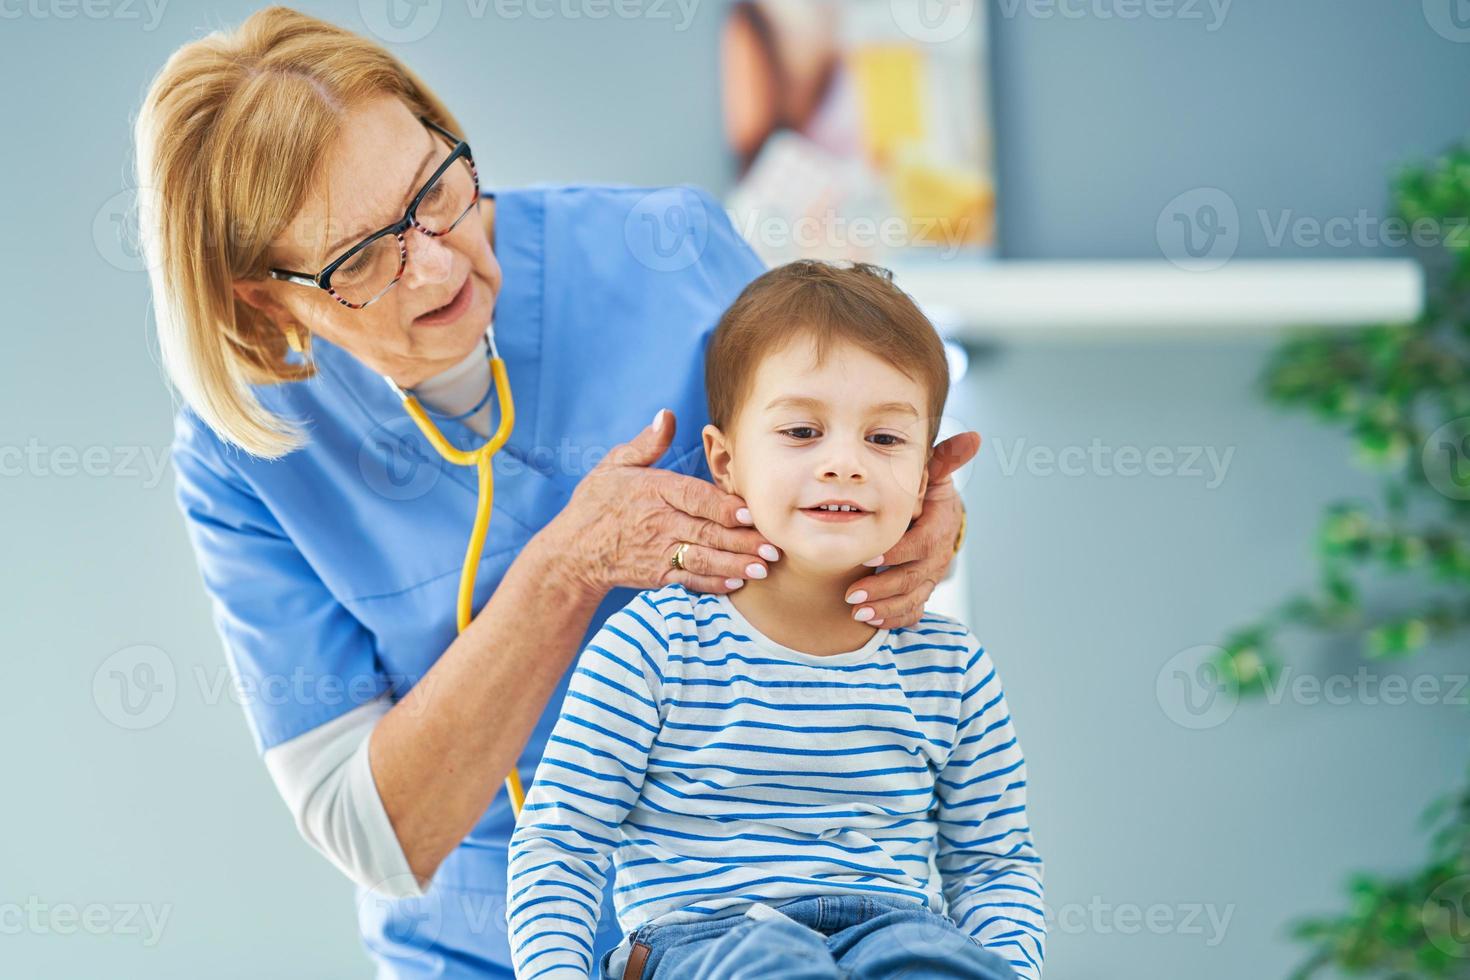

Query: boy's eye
779,427,906,447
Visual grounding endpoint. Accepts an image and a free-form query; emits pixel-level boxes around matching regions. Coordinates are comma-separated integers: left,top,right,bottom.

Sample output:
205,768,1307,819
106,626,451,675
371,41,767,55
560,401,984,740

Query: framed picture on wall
720,0,996,266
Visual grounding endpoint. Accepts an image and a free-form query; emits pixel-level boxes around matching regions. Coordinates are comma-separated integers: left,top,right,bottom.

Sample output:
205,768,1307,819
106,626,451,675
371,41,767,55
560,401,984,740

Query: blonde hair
134,5,462,458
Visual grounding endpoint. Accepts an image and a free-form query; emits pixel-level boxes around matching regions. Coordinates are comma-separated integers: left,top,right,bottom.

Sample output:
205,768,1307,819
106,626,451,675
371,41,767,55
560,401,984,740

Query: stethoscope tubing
384,331,528,815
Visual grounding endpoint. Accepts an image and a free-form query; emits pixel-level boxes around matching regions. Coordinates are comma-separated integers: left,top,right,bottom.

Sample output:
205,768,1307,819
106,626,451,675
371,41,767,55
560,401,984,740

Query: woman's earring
284,326,309,354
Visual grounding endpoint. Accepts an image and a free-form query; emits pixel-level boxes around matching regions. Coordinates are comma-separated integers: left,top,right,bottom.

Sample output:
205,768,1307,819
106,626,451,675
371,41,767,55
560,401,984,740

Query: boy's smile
799,504,871,523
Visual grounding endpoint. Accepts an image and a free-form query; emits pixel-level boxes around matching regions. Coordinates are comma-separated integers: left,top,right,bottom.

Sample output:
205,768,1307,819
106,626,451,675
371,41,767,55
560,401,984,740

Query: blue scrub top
170,184,765,977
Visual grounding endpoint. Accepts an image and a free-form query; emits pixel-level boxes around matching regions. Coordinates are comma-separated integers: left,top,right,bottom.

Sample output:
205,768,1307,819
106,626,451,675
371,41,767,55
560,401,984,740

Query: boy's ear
703,424,735,494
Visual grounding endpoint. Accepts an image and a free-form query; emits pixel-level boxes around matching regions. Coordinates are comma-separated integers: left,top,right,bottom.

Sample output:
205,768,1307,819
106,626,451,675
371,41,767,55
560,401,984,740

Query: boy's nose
820,452,867,482
816,435,870,482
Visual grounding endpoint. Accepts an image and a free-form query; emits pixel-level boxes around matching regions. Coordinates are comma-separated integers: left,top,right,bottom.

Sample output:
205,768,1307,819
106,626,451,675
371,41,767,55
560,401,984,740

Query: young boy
506,261,1044,979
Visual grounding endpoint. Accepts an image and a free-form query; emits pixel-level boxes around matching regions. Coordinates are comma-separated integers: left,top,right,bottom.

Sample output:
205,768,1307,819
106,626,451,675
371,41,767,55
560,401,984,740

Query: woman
139,7,977,976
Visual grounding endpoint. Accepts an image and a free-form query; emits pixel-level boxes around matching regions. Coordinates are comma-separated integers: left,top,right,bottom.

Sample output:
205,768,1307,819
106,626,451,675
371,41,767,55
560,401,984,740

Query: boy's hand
844,431,981,629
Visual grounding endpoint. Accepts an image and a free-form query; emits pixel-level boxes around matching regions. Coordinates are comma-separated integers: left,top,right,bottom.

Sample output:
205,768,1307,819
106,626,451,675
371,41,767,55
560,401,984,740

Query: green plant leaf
1221,134,1470,979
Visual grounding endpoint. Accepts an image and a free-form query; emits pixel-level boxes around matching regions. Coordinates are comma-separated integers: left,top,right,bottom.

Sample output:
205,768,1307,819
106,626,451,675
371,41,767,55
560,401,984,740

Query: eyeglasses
268,116,480,310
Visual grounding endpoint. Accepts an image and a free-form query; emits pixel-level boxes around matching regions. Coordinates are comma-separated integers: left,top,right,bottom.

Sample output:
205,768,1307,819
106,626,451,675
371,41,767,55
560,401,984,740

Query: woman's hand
843,432,982,630
545,409,781,600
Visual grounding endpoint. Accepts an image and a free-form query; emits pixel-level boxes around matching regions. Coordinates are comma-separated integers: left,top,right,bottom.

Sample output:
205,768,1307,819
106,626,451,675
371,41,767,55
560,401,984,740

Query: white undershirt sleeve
262,695,428,899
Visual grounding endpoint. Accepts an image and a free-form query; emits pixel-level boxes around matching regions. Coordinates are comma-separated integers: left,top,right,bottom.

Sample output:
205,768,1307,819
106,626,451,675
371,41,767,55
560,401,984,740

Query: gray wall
3,1,1467,977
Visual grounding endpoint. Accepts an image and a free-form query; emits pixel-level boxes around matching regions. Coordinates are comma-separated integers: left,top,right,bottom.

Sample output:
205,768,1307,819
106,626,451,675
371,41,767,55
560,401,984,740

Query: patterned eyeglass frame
267,116,480,310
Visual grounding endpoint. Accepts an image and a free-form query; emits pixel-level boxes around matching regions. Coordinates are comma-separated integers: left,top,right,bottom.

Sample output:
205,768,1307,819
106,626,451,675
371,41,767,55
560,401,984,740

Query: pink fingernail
870,619,884,627
853,607,875,622
724,578,744,590
736,507,753,524
846,590,867,605
745,563,767,579
863,554,885,567
758,544,780,561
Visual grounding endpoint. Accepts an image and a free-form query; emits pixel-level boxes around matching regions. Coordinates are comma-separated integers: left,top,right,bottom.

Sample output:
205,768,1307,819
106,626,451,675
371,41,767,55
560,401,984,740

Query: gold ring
670,541,691,571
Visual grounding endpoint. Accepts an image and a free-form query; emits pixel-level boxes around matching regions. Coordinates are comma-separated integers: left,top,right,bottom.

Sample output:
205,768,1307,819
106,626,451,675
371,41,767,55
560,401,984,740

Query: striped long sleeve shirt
505,583,1045,979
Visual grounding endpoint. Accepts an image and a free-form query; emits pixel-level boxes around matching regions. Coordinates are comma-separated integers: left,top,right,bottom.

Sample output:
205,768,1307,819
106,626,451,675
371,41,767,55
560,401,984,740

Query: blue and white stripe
506,583,1044,979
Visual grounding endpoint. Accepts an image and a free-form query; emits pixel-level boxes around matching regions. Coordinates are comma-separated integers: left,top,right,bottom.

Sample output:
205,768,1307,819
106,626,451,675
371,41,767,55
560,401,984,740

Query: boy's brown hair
705,260,951,452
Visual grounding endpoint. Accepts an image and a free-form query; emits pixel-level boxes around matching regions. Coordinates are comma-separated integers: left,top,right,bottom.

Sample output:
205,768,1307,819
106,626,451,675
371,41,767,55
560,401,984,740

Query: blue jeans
599,894,1021,979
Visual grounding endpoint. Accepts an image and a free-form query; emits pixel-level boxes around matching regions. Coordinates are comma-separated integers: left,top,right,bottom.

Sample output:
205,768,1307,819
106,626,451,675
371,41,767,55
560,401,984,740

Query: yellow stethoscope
382,330,527,815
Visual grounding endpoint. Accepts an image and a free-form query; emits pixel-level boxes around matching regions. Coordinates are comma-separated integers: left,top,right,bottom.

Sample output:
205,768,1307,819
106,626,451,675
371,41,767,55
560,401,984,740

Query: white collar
411,332,491,417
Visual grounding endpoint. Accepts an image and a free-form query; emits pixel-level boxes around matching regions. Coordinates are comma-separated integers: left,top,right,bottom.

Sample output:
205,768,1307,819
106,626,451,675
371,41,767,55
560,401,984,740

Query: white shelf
889,258,1425,341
